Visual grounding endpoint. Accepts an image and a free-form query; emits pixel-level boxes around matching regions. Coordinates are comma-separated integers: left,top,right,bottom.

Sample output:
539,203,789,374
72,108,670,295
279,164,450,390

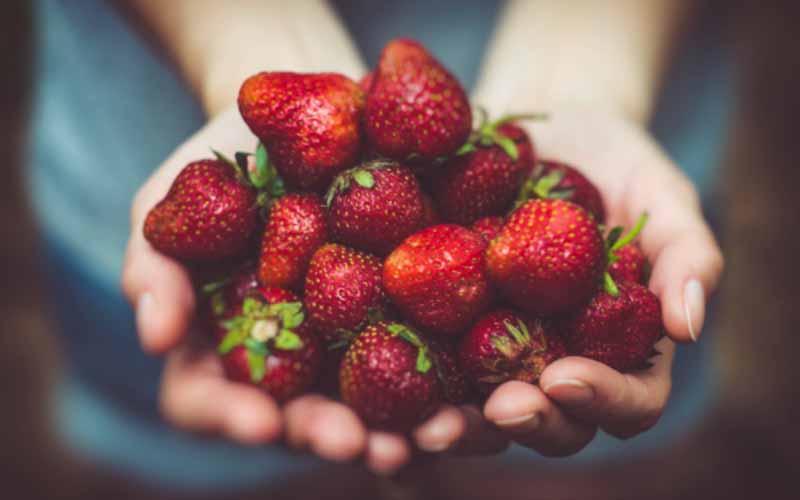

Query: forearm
127,0,365,116
474,0,689,123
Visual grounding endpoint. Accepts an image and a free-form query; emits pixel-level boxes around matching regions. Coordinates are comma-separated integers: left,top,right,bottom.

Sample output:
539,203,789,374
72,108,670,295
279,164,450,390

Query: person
29,0,725,490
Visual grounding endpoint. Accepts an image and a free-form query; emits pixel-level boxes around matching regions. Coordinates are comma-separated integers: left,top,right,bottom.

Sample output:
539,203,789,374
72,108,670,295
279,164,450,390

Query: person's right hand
121,106,508,476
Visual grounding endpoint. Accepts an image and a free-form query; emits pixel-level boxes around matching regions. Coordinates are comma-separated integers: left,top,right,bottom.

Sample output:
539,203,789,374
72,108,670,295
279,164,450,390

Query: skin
122,0,721,475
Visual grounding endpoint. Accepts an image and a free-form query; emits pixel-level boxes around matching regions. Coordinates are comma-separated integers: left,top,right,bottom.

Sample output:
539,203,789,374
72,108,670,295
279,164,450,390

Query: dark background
2,1,799,498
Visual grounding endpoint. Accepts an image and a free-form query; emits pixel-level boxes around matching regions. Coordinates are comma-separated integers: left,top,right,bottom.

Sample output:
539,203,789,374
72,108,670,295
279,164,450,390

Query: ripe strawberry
433,118,537,225
559,281,663,371
340,322,441,430
608,243,647,284
359,72,374,93
516,160,606,222
326,160,425,256
214,286,321,402
384,224,491,336
470,216,504,244
303,243,387,343
459,309,566,394
238,72,364,191
418,193,441,229
144,158,258,260
364,38,472,161
428,339,472,404
486,199,605,316
258,193,328,288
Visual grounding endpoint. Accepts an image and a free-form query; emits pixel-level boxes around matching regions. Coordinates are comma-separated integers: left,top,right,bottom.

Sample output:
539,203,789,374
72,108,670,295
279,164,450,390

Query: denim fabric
27,0,732,490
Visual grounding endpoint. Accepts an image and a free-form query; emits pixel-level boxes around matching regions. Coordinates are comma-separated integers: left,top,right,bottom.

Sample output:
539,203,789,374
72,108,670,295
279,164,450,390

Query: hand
121,106,507,476
481,107,724,455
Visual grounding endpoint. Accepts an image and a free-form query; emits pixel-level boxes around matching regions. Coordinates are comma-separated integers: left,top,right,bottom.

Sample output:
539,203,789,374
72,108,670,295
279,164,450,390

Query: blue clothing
28,0,734,491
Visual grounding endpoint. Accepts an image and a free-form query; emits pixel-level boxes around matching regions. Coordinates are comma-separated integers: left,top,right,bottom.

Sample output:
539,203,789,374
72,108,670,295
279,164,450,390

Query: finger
483,381,596,457
159,342,282,444
283,394,328,449
622,168,724,343
412,405,467,453
121,235,195,354
305,401,368,462
365,432,412,476
540,338,675,439
449,405,510,456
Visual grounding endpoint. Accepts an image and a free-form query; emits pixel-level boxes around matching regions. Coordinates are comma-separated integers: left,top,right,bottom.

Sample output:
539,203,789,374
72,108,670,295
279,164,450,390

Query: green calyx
492,319,534,357
213,143,285,218
456,108,547,161
386,323,433,374
217,296,305,383
515,163,576,210
327,307,385,351
324,159,394,206
603,212,648,297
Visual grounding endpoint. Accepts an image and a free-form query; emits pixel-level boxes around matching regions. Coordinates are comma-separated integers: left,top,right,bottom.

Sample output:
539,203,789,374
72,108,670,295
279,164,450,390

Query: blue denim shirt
27,0,734,491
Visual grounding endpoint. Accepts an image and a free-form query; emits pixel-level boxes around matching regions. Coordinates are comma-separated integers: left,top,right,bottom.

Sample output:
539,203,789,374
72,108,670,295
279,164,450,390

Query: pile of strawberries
144,39,663,432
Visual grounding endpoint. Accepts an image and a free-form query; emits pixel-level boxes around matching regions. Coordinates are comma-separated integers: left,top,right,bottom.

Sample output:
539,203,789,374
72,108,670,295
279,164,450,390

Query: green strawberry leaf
606,227,624,251
455,142,477,156
416,348,432,374
352,170,375,189
494,134,519,161
244,337,269,356
212,148,245,180
603,272,620,298
491,112,548,128
490,335,515,357
282,310,304,329
246,349,267,383
218,327,247,355
532,169,565,199
389,323,423,348
201,278,231,296
610,213,648,253
546,188,576,200
503,319,530,345
274,329,303,350
242,297,263,316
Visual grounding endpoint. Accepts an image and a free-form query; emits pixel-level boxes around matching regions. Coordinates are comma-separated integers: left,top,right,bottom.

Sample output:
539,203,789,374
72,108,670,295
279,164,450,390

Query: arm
473,0,723,455
128,0,366,116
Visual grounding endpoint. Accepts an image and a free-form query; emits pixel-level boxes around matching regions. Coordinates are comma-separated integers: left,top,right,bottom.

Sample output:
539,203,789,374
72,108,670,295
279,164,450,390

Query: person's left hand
480,107,723,455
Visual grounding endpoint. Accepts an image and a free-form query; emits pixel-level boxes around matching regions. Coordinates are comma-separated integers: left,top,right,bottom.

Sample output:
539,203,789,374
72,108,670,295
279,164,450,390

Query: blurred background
2,0,798,498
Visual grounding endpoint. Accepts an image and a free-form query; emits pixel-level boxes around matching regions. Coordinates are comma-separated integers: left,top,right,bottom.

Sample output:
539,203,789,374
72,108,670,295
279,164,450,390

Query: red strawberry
418,193,441,229
238,72,364,191
384,224,491,336
459,309,566,394
608,243,647,284
428,339,472,404
470,216,504,244
358,72,374,93
303,243,387,343
215,286,321,402
364,38,472,161
517,160,606,222
144,159,258,260
340,322,440,430
559,281,663,371
486,199,605,316
433,118,537,225
326,160,425,256
258,193,328,288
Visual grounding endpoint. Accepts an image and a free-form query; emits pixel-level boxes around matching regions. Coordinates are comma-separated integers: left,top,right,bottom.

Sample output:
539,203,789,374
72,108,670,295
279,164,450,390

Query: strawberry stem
610,213,648,253
603,271,620,297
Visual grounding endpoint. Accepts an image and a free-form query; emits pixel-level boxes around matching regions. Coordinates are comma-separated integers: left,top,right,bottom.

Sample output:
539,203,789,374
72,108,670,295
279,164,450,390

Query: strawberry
428,339,472,404
608,243,647,284
238,72,364,191
339,322,440,430
516,160,606,222
459,309,566,394
384,224,491,336
358,72,374,93
559,281,663,371
418,193,441,229
303,243,387,343
433,117,538,225
486,199,605,316
214,286,321,402
470,216,504,244
326,160,425,256
144,158,259,261
258,193,328,288
364,38,472,161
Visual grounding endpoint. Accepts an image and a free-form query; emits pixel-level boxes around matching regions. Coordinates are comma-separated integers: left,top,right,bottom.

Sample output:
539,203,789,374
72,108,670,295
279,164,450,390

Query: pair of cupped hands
122,104,723,475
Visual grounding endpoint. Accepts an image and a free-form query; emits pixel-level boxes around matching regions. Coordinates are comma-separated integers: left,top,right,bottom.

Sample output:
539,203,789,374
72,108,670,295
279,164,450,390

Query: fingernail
543,379,595,406
495,412,541,432
683,279,705,342
136,292,155,334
